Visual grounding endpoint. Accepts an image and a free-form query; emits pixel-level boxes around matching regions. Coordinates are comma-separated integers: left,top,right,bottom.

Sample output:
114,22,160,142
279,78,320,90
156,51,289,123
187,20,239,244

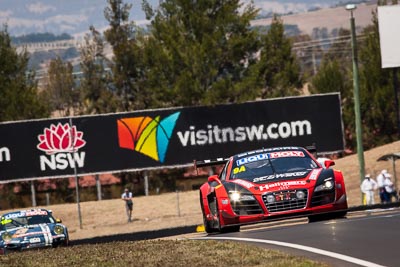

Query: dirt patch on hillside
251,3,376,35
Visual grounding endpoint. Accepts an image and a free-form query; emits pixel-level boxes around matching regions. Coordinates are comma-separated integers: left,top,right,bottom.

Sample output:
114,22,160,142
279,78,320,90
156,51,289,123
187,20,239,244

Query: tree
358,10,397,147
309,58,355,149
141,0,261,106
104,0,147,111
290,34,322,79
80,26,119,114
103,0,263,192
0,26,49,122
323,28,352,63
0,26,49,209
310,59,347,94
43,57,78,116
310,5,399,151
311,29,354,116
253,15,303,98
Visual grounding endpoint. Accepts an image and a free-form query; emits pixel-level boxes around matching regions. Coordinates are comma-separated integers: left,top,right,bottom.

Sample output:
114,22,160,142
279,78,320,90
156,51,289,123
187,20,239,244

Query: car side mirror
56,218,62,223
208,175,221,184
324,160,335,168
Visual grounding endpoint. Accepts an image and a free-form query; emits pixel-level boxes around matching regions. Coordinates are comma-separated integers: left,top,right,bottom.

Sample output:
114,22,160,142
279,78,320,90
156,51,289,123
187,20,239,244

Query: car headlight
229,191,255,202
315,178,334,192
54,225,64,235
230,191,241,202
1,232,12,242
296,190,306,200
266,194,275,203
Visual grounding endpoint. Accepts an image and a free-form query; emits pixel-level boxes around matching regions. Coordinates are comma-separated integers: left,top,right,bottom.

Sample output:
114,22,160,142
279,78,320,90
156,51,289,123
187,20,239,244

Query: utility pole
346,4,365,204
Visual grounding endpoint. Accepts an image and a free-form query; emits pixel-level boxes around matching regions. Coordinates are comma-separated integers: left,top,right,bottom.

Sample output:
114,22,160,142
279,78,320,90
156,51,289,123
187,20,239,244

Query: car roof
1,208,51,217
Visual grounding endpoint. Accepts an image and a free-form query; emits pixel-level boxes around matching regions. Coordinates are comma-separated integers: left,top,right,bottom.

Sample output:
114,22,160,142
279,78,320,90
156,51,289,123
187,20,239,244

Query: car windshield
0,211,55,231
230,150,319,182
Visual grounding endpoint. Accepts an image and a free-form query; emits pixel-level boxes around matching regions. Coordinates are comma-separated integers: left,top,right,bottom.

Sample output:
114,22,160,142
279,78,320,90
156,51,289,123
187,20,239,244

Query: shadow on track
71,225,197,246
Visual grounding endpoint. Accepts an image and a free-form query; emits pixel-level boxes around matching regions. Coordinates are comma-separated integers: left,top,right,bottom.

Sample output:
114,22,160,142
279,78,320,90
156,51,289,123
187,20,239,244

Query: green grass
0,240,329,267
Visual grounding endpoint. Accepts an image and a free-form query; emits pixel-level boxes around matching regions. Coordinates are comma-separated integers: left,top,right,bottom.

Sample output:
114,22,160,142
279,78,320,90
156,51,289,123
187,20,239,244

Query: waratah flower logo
37,123,86,155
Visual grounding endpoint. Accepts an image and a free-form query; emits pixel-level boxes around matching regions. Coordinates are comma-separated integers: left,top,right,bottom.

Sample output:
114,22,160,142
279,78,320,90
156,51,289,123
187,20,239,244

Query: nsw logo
117,112,180,163
37,123,86,171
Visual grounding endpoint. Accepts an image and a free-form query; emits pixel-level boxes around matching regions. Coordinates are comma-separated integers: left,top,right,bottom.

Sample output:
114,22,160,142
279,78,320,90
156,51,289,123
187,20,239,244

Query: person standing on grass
360,174,378,205
121,188,133,222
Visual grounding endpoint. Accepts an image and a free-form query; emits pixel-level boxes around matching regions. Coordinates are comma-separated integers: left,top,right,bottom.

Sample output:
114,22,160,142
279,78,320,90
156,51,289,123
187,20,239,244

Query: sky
0,0,355,37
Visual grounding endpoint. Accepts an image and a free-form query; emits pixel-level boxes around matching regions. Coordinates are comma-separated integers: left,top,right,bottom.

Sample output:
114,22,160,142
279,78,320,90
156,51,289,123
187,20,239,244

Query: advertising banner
0,93,344,182
378,5,400,68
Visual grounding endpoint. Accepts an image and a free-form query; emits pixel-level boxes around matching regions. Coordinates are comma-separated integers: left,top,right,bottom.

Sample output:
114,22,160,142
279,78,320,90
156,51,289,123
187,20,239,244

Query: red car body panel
198,147,348,232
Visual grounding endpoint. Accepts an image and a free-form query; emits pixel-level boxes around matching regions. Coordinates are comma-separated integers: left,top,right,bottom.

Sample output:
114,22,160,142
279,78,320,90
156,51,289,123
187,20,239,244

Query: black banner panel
0,93,344,182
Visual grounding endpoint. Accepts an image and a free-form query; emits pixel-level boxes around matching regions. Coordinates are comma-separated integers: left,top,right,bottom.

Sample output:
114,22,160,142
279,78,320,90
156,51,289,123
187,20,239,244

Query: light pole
346,4,365,204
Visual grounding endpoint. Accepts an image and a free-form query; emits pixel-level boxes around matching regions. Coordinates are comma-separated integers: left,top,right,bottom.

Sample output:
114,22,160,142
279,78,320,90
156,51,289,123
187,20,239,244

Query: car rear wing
194,158,228,170
305,144,318,157
305,145,316,153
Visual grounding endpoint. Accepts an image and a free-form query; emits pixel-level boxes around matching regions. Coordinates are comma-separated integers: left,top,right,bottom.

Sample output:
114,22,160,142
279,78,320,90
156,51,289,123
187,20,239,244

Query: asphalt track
72,202,400,267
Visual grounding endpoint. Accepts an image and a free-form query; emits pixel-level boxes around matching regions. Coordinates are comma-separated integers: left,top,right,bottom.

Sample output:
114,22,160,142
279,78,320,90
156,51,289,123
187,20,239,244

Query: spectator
360,174,378,205
383,173,398,203
376,170,390,203
121,188,133,222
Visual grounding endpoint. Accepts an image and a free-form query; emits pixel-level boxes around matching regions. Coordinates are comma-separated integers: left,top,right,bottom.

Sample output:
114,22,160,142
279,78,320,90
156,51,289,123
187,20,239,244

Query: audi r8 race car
0,208,69,254
196,146,348,233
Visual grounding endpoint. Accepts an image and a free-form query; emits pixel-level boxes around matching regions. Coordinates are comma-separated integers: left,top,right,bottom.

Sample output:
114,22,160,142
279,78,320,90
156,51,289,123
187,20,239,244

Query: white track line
194,236,385,267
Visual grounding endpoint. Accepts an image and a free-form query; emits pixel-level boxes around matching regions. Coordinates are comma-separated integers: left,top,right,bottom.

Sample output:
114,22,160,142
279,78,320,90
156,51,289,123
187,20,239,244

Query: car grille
310,189,335,207
262,189,308,213
230,198,263,215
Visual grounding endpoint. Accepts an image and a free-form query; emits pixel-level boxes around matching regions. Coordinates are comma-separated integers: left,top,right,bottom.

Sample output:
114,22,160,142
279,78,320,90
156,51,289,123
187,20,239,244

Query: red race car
196,146,348,233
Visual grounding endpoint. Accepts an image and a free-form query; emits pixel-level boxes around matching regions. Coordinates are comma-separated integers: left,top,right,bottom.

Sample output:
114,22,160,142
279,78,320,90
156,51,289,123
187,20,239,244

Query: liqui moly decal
25,210,48,216
269,151,304,158
236,151,305,166
236,153,268,166
37,123,86,171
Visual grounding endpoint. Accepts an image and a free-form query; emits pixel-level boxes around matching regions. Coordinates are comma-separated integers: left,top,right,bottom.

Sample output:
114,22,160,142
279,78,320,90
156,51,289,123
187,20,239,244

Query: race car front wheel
203,192,240,233
200,192,215,234
214,198,240,233
202,213,215,234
